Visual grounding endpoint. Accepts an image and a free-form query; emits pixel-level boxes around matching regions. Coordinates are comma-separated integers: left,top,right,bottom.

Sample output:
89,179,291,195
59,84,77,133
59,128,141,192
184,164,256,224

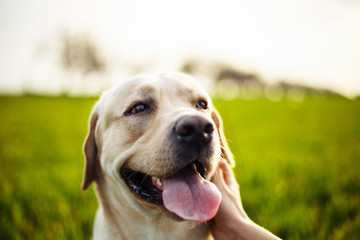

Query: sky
0,0,360,97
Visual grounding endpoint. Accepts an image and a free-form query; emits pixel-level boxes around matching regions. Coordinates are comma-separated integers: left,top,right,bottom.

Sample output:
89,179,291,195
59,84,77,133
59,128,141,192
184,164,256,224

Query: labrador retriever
82,73,234,240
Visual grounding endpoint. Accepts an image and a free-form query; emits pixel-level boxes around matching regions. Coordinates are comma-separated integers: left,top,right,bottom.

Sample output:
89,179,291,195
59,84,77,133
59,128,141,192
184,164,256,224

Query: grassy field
0,95,359,239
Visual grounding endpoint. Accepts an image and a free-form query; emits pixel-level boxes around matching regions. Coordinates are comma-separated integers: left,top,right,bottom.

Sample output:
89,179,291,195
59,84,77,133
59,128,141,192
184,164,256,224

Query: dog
82,73,234,240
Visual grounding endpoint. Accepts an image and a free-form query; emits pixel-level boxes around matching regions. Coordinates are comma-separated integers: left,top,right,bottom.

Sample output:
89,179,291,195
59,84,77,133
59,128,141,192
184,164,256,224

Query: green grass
0,95,359,239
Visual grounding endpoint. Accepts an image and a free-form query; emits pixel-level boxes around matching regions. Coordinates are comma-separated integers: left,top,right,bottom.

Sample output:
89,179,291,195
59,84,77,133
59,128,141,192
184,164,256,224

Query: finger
212,163,228,191
221,159,240,192
221,161,231,184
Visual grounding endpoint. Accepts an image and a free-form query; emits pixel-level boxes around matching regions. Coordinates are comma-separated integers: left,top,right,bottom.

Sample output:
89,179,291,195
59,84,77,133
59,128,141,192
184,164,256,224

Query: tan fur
82,73,234,240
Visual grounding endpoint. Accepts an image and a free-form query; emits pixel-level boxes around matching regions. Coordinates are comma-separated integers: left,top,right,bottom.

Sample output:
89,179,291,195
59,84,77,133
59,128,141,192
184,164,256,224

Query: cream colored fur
82,73,233,240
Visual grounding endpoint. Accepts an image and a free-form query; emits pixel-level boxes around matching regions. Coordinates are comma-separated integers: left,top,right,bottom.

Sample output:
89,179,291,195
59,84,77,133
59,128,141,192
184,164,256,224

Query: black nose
174,115,214,144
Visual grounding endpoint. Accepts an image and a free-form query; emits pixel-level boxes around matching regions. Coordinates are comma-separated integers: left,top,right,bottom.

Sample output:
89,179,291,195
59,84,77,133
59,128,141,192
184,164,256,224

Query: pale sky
1,0,360,96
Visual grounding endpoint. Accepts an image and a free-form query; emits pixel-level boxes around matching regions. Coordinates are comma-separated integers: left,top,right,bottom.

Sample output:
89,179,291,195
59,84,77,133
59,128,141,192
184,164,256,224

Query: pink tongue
162,165,222,222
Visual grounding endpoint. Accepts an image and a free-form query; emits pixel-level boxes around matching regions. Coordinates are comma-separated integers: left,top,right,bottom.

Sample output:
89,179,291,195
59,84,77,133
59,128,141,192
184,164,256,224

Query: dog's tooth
151,176,163,189
152,176,158,184
156,178,163,187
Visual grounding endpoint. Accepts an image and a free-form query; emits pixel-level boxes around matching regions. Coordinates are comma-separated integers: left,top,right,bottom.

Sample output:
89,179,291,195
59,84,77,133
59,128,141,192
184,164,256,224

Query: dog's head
82,73,233,222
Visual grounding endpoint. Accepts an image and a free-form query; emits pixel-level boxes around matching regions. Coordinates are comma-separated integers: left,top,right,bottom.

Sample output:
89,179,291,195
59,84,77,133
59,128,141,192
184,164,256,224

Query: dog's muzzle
171,115,215,168
120,115,221,223
174,115,214,145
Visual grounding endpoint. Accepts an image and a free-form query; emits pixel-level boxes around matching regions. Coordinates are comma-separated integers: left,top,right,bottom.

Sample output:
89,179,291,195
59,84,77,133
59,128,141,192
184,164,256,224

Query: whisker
140,161,160,185
130,171,138,182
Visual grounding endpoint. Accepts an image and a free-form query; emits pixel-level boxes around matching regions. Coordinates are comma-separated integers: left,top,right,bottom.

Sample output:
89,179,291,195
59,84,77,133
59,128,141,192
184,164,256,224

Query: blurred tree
181,60,199,74
215,66,262,86
60,33,105,75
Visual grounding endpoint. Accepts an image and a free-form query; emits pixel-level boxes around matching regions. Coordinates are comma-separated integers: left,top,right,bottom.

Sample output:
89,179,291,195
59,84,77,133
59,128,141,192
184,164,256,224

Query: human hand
211,160,281,240
211,160,248,239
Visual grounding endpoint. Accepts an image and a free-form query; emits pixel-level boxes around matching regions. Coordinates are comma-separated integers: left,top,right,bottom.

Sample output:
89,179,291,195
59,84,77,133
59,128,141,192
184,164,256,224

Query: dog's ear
82,110,100,190
212,109,235,166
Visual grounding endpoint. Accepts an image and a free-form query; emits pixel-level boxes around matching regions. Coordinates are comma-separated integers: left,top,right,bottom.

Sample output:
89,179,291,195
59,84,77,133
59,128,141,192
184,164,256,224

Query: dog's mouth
120,161,221,222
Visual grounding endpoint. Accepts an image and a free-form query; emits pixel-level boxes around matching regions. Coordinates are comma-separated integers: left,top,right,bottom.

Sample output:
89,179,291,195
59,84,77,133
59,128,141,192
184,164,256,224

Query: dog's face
82,73,232,223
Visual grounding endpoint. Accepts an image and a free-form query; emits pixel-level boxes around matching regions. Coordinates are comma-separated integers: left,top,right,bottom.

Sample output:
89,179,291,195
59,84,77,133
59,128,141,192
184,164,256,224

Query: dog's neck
92,178,213,240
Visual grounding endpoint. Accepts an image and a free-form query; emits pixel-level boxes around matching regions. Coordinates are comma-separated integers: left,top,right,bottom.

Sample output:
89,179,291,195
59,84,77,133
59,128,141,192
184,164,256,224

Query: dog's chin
120,160,208,221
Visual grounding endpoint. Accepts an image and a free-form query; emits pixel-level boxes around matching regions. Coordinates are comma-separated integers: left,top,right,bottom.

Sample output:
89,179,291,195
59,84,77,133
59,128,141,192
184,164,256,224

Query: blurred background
1,0,360,97
0,0,359,239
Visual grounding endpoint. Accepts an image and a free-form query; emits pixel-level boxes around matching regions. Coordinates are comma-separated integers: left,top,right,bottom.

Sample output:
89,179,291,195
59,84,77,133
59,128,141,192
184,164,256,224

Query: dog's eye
128,103,149,114
196,100,208,110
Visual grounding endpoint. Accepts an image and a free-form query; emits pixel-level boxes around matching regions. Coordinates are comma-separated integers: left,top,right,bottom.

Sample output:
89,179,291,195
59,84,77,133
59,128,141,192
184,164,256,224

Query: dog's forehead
109,73,209,104
159,73,209,100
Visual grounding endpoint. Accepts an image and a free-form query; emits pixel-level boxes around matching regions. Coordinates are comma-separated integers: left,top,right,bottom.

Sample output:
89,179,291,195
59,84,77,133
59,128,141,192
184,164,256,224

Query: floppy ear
212,109,235,167
82,110,100,190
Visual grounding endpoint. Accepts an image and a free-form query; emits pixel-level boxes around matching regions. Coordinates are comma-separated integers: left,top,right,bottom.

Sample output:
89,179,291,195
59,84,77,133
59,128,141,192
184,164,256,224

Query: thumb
211,162,227,191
